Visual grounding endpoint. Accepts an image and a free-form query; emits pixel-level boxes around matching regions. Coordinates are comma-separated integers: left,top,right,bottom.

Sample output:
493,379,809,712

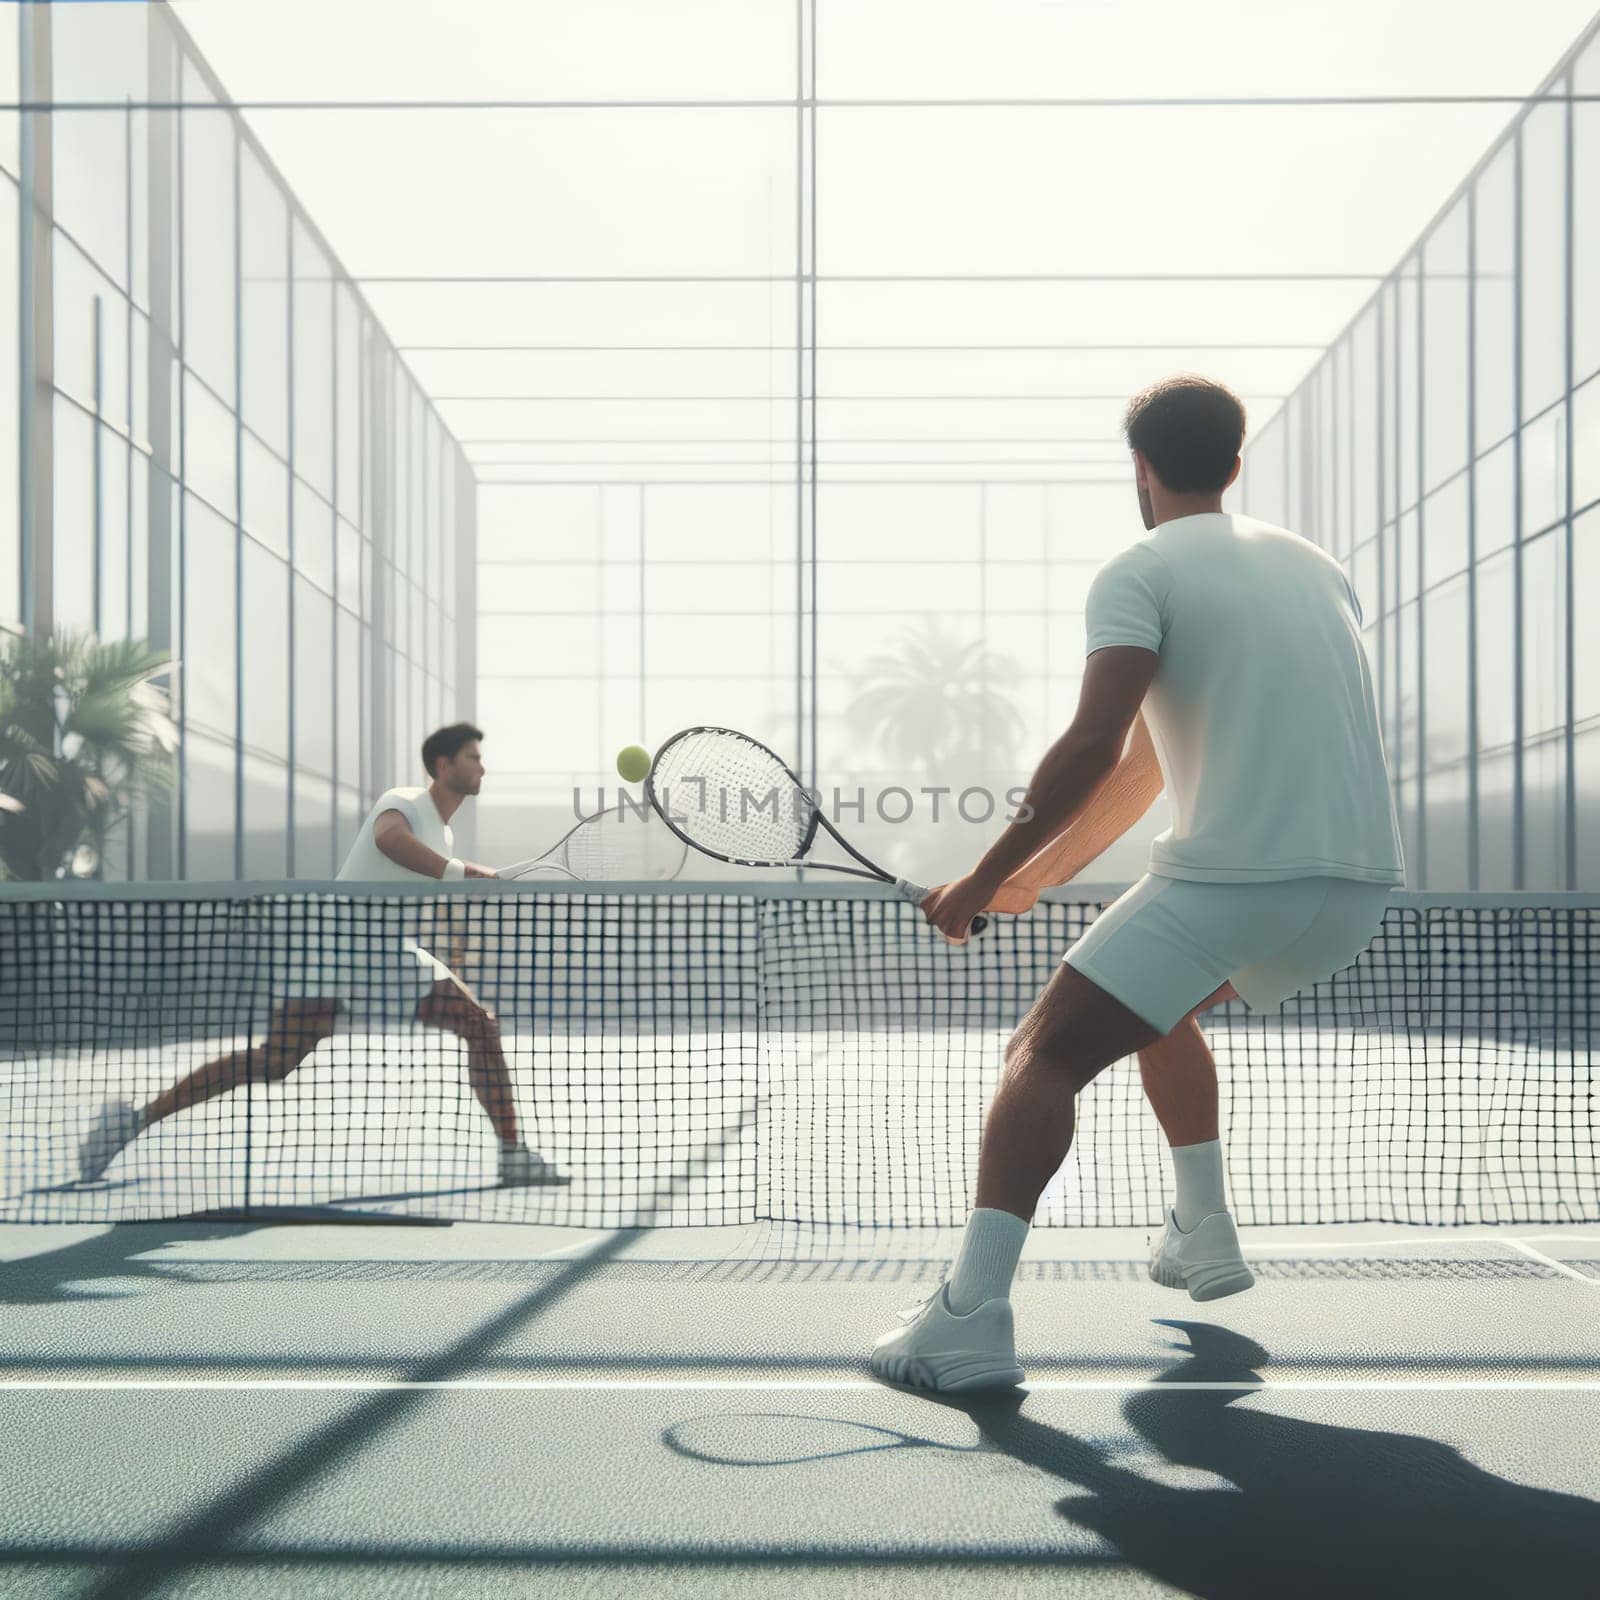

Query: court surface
2,1216,1597,1598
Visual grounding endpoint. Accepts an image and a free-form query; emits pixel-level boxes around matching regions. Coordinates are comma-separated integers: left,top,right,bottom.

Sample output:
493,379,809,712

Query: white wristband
441,857,466,881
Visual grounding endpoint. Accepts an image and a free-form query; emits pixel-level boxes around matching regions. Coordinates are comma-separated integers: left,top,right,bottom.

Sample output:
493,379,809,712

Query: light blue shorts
1064,873,1393,1035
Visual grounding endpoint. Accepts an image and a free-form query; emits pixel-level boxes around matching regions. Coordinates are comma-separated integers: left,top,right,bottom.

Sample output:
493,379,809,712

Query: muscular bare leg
1136,991,1234,1149
415,980,520,1147
871,964,1164,1387
974,962,1163,1221
1138,983,1238,1229
139,1001,338,1127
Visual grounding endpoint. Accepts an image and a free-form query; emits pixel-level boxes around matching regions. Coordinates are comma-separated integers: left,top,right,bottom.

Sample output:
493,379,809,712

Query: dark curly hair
421,722,484,778
1122,375,1247,493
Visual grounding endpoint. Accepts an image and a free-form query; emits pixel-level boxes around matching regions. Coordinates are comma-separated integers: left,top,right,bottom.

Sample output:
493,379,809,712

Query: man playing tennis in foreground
872,375,1403,1391
79,722,567,1190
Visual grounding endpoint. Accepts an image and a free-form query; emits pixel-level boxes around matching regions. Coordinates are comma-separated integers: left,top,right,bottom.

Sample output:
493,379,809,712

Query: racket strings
650,730,814,863
563,805,685,881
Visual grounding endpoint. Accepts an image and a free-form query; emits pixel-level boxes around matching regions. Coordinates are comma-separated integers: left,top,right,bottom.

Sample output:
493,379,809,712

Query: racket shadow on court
662,1319,1600,1598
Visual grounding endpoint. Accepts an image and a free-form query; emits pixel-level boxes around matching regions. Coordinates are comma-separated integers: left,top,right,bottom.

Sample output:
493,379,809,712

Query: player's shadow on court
0,1221,266,1306
951,1319,1600,1599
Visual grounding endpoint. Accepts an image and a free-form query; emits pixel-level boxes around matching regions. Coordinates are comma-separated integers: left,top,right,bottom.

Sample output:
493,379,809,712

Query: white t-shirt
1084,512,1404,886
336,786,454,881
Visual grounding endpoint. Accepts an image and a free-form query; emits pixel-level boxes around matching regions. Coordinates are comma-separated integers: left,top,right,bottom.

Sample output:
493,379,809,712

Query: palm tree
840,619,1027,786
0,632,178,880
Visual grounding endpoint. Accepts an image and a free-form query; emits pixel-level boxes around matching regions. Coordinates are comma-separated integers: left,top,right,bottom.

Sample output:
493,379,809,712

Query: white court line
1238,1234,1600,1253
2,1378,1597,1394
533,1235,608,1260
1502,1238,1600,1286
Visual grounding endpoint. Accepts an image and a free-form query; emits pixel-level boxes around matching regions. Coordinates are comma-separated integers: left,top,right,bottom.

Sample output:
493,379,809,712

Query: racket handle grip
893,879,989,938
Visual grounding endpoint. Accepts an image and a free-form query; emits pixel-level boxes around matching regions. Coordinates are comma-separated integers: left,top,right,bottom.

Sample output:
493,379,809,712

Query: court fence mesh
1,881,1594,1228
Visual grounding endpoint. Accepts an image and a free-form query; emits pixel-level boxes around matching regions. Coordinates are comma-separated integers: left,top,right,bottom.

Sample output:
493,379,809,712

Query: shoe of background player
498,1143,572,1188
78,1098,142,1184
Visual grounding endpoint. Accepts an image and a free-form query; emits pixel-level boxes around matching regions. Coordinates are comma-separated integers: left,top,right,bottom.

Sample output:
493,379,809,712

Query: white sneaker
78,1098,142,1184
1148,1208,1255,1301
498,1144,572,1188
869,1283,1025,1393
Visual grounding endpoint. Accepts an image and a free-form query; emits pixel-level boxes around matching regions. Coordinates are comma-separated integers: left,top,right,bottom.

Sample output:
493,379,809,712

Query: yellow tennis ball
616,744,651,784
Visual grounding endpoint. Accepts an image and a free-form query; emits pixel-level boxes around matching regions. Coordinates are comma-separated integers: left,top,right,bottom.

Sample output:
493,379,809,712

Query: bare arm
970,647,1160,891
920,647,1158,941
373,809,455,878
988,710,1163,906
372,809,490,972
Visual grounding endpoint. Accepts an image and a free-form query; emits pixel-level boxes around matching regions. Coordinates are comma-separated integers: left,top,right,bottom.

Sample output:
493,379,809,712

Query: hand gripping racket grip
894,879,989,939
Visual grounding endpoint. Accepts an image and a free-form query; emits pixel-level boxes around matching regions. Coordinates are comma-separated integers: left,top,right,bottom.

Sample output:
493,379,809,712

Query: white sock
1171,1139,1228,1231
945,1207,1029,1314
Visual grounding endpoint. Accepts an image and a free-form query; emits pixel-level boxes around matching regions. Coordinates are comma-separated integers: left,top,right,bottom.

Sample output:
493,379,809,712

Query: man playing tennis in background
872,375,1403,1391
79,722,567,1190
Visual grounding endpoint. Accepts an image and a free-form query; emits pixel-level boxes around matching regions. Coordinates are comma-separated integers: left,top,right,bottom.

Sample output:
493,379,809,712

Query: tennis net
1,881,1595,1227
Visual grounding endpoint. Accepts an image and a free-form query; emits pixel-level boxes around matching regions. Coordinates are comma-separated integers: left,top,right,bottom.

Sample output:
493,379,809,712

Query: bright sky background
166,0,1600,455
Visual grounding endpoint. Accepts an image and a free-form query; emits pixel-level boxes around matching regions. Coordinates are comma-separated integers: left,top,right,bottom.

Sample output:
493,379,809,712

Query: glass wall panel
1422,199,1470,495
336,517,361,613
336,609,360,785
1351,307,1380,543
52,397,96,634
241,539,289,761
54,240,128,425
294,576,334,777
1247,413,1286,526
22,10,473,876
183,373,236,518
1574,374,1600,513
1521,528,1567,741
1576,505,1600,729
1476,748,1515,891
1423,573,1470,770
0,175,16,629
1520,102,1568,423
1523,735,1565,890
239,146,288,457
294,772,334,879
180,67,235,399
1474,143,1516,456
241,752,287,878
1578,730,1600,890
1426,760,1471,889
49,2,145,285
96,426,130,640
1398,262,1420,515
1578,36,1600,387
292,221,334,500
241,430,289,559
336,786,363,865
295,480,334,594
1475,549,1516,753
1395,600,1419,782
1520,404,1566,537
1474,436,1516,558
182,495,238,739
183,731,236,880
335,287,361,524
1423,472,1468,586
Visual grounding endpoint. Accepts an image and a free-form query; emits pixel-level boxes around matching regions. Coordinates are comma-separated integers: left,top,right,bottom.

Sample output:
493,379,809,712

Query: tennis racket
644,726,987,936
500,800,687,882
